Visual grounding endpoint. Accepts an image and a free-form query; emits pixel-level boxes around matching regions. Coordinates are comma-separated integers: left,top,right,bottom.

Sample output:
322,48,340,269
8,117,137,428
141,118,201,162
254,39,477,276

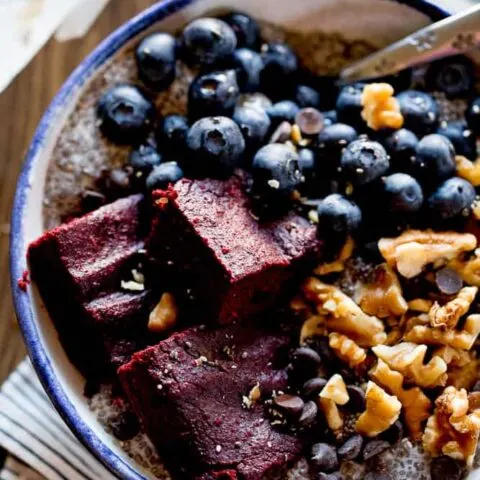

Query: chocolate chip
303,377,327,397
338,434,363,461
346,385,366,411
101,168,132,200
310,443,338,472
273,394,304,418
269,121,292,144
317,473,341,480
379,420,403,445
80,190,106,213
435,267,463,295
295,108,324,136
430,455,463,480
362,440,390,461
298,400,318,427
292,347,322,372
364,473,392,480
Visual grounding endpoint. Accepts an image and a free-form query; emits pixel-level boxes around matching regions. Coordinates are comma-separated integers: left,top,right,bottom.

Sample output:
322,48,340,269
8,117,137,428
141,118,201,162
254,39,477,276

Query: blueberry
413,134,455,181
317,194,362,235
437,121,476,160
186,116,245,176
336,83,365,131
135,33,176,91
430,455,463,480
425,55,474,98
251,143,302,197
466,97,480,134
383,128,418,172
266,100,300,127
316,123,358,167
428,177,475,220
236,92,272,112
233,105,271,152
310,443,338,472
181,18,236,66
221,12,260,49
128,142,162,173
156,114,189,154
382,173,423,213
228,48,264,92
294,84,321,109
397,90,439,135
299,148,315,174
340,138,390,185
97,85,155,144
322,110,337,126
146,162,184,190
260,42,298,99
188,70,239,120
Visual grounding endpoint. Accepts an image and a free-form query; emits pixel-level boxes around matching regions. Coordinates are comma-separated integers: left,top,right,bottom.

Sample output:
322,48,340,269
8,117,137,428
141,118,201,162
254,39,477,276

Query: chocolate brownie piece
28,195,155,376
118,323,303,480
149,175,321,324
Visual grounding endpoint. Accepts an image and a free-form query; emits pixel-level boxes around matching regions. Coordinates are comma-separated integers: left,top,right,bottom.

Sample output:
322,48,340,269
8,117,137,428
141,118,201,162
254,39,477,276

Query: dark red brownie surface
119,322,302,480
149,175,321,324
28,195,155,376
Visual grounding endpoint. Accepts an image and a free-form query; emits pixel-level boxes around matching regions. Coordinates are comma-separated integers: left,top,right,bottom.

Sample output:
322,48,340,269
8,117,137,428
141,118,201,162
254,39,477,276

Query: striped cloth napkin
0,359,116,480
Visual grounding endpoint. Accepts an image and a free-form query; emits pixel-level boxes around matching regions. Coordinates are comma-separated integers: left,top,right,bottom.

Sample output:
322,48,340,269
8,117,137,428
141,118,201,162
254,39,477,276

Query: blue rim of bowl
10,0,450,478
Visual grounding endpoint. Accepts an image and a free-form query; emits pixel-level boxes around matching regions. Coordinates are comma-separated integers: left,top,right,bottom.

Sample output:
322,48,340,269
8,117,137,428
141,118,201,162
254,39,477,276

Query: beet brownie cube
149,175,321,324
28,195,154,376
118,323,303,480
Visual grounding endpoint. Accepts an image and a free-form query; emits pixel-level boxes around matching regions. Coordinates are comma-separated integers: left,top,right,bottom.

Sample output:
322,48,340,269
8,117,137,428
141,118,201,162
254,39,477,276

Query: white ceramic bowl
10,1,452,478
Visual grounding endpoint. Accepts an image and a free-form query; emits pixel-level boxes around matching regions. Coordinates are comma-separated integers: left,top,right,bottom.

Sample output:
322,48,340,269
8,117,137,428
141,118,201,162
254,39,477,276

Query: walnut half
319,374,349,432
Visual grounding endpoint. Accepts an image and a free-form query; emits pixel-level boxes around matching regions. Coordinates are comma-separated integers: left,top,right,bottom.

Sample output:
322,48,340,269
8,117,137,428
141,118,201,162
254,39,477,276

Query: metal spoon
339,4,480,84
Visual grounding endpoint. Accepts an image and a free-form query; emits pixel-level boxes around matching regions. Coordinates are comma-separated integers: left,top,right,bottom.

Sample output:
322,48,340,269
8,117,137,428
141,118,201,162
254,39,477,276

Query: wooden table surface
0,0,156,384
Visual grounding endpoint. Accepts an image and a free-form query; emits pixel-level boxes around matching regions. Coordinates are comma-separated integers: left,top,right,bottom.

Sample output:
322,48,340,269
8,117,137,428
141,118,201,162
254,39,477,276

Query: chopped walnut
300,315,326,345
356,381,402,437
371,359,432,440
361,83,404,131
303,277,386,347
354,264,408,318
379,230,477,278
408,299,433,313
314,237,355,275
405,314,480,350
372,342,448,388
433,346,472,368
319,374,349,432
436,348,480,390
329,333,366,368
455,155,480,187
429,286,477,330
449,254,480,287
148,292,178,332
423,386,480,466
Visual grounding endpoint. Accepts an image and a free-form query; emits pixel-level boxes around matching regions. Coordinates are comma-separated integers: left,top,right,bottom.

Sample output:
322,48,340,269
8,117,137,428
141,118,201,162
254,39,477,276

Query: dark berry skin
146,162,184,190
266,101,300,128
251,144,302,197
181,17,237,66
382,173,424,213
397,90,439,135
425,55,474,98
260,43,298,99
317,194,362,235
188,70,239,120
294,85,321,109
335,83,365,131
413,134,456,182
322,110,337,126
428,177,476,220
437,121,476,160
221,12,260,49
228,48,264,92
186,116,245,176
340,138,390,186
383,128,418,172
135,33,176,91
97,85,154,144
128,142,162,173
466,97,480,135
233,105,271,153
298,148,316,194
156,114,189,154
316,123,358,168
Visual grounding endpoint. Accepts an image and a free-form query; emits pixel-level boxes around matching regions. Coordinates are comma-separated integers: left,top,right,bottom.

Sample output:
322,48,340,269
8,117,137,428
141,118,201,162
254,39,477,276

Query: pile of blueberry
95,11,479,250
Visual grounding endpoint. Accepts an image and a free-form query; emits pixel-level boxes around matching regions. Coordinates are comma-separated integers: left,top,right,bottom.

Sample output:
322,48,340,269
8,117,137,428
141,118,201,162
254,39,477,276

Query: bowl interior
11,0,455,479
